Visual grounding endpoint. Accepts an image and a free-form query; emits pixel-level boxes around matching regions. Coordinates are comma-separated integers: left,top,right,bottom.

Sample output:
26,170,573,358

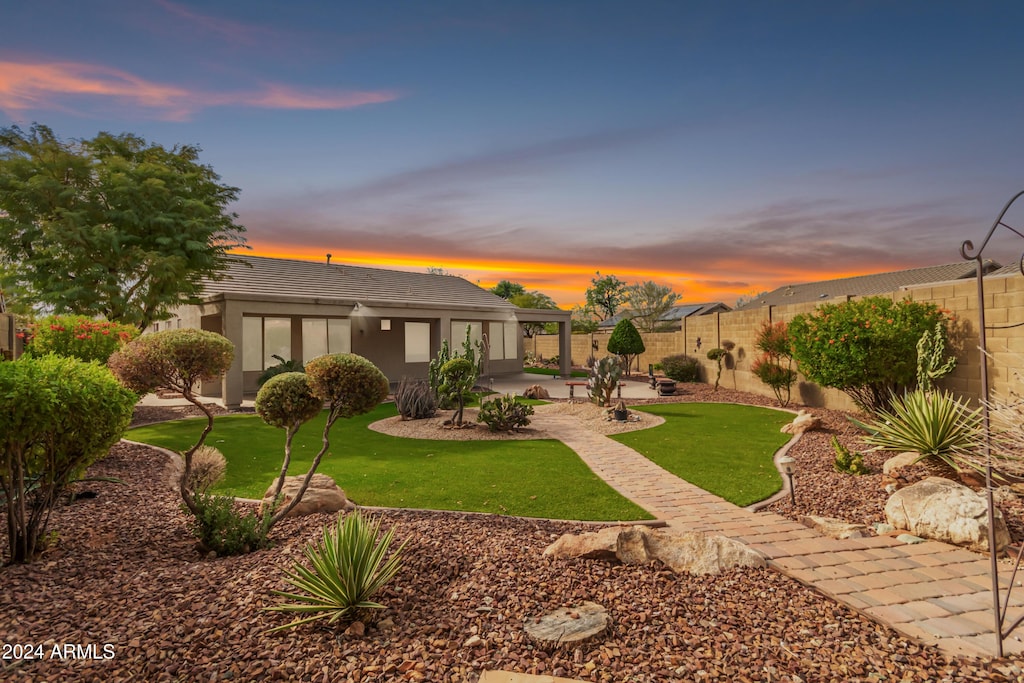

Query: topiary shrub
437,357,477,427
21,314,137,363
0,355,137,564
257,354,388,530
478,394,534,432
394,378,437,420
607,318,645,375
788,296,948,413
108,328,234,521
660,354,701,383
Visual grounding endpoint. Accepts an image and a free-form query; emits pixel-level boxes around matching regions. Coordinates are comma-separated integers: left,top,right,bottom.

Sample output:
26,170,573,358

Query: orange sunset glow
243,242,907,308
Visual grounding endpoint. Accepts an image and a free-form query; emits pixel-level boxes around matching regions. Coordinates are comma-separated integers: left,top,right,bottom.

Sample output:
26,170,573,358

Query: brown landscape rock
545,526,765,575
522,384,551,400
800,514,870,539
262,472,352,517
780,410,821,434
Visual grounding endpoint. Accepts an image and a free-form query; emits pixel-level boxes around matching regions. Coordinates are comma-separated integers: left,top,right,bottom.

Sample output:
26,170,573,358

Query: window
405,322,431,363
488,322,504,360
503,321,519,360
242,316,293,371
451,321,482,350
302,318,351,361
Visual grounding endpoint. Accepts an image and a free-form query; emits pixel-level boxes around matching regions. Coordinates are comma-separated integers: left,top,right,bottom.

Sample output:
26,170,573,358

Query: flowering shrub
788,297,947,413
751,321,796,406
21,315,137,363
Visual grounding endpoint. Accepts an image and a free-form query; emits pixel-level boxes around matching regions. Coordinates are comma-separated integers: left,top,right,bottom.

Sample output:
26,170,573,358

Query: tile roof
734,261,1003,311
597,302,729,328
201,255,514,310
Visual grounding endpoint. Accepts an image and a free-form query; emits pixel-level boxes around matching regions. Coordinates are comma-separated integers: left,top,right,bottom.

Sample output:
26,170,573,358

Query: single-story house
596,302,730,331
158,255,571,408
733,261,1004,311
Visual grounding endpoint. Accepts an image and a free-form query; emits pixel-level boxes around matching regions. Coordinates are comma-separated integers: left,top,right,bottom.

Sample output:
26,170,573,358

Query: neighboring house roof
200,255,514,310
734,261,1004,311
597,302,730,328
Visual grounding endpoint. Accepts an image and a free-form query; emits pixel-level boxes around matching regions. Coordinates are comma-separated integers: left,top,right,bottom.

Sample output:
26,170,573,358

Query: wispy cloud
152,0,275,46
0,60,401,121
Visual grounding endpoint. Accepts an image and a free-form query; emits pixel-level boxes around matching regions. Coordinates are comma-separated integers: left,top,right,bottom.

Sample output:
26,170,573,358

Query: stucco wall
529,273,1024,413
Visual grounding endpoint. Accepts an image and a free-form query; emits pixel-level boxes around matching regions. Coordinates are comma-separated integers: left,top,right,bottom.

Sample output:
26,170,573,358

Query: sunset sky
4,1,1024,307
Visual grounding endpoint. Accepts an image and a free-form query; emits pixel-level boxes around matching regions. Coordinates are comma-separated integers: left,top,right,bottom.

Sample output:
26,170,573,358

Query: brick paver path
541,414,1024,659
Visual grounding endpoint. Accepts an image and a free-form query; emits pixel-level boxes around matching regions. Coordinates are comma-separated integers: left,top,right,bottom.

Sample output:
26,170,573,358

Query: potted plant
612,400,628,422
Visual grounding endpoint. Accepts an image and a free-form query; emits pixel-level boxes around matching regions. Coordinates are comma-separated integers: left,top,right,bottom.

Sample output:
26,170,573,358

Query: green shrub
394,378,437,420
660,354,701,382
258,354,305,388
266,511,407,632
752,322,796,406
429,326,483,409
187,492,271,556
788,297,947,412
437,357,476,426
831,436,870,475
478,394,534,432
706,346,731,391
22,315,137,363
607,318,645,375
589,355,623,407
851,389,982,474
0,355,137,563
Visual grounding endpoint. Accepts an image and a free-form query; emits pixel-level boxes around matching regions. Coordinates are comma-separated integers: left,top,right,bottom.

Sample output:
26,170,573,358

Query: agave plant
266,511,407,632
851,389,983,474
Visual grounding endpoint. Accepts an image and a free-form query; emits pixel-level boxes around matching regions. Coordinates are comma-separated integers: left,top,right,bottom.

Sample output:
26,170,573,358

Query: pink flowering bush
21,315,137,364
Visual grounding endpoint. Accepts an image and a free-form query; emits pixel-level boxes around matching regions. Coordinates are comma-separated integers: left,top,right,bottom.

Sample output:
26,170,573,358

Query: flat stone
524,602,608,646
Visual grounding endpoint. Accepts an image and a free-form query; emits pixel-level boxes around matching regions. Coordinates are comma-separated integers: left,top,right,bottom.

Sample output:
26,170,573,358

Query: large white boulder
884,476,1010,553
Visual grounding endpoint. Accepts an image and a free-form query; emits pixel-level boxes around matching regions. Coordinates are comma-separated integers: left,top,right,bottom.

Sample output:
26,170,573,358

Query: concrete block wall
529,273,1024,413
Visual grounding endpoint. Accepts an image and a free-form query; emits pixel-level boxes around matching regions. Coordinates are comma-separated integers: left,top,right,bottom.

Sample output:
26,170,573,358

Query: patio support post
221,299,244,410
558,320,572,379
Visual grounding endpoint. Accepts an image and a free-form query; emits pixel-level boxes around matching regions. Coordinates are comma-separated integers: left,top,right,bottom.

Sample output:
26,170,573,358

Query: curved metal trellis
960,189,1024,658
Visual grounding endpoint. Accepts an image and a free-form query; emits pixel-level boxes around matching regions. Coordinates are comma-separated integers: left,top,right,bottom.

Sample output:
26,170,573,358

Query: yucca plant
266,511,407,632
851,389,983,475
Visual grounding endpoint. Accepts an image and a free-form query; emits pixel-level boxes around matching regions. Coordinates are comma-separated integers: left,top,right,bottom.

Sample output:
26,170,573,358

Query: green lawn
613,403,793,507
128,404,652,521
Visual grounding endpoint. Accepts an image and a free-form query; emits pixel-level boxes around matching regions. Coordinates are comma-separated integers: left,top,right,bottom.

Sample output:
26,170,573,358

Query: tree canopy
490,279,526,299
509,290,560,337
585,272,627,321
607,318,645,374
0,124,247,330
624,280,680,332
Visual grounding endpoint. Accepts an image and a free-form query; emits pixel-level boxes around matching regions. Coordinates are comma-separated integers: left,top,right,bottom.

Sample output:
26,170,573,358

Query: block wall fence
527,274,1024,413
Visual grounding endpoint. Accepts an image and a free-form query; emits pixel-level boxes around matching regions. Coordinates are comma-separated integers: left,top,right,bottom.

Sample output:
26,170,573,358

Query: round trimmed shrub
305,353,389,418
660,354,701,382
255,372,323,429
109,328,234,395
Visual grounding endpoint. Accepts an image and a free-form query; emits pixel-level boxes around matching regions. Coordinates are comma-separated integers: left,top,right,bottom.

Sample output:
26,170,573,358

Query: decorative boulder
781,410,821,435
884,476,1010,553
522,384,551,400
544,525,765,575
800,515,870,540
882,452,921,477
262,473,353,517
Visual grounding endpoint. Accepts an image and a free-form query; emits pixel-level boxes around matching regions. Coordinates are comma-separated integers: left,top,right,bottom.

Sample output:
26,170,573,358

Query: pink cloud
152,0,271,46
0,60,400,121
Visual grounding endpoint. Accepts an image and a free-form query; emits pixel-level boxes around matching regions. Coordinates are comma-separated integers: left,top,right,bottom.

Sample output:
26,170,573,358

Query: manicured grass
523,367,589,378
127,404,652,522
613,403,793,507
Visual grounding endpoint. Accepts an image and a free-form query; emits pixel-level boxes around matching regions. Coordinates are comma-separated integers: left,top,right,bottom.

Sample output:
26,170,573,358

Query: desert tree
0,124,247,329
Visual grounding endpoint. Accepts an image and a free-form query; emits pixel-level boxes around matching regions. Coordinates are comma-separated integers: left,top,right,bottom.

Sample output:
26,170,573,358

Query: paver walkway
540,413,1024,659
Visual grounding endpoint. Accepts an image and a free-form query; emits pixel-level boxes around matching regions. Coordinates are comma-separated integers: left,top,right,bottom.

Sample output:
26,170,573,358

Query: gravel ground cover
3,386,1024,681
